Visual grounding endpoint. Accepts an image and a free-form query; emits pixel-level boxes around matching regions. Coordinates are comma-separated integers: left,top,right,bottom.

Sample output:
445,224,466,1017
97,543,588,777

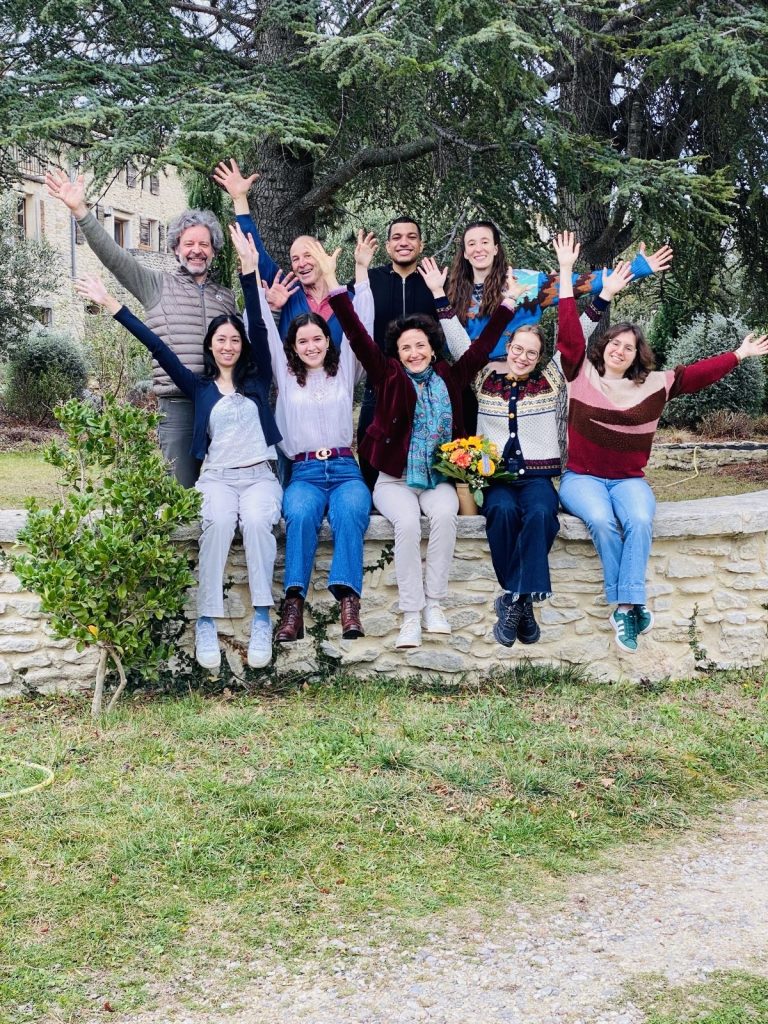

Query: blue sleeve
239,272,273,388
235,213,279,286
113,306,197,399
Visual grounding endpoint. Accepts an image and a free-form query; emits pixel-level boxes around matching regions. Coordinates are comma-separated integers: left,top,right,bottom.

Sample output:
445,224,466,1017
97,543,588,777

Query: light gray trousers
195,464,283,616
373,474,459,612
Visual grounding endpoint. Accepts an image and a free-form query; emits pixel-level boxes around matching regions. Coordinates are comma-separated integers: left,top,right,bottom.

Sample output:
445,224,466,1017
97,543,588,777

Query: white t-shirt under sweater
203,391,276,470
258,282,370,459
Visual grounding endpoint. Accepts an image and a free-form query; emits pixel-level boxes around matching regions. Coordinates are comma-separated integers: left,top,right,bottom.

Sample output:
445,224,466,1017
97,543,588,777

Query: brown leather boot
339,594,364,639
276,595,304,642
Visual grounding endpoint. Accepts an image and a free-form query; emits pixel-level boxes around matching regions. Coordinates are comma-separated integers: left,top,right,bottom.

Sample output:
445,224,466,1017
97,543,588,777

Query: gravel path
126,800,768,1024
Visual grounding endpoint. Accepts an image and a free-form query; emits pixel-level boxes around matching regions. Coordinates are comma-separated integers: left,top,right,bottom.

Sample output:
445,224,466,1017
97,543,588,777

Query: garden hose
0,760,55,801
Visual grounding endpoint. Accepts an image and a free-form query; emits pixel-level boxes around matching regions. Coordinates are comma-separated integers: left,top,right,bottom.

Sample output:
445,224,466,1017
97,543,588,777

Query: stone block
6,598,43,617
724,612,749,625
714,590,749,610
0,619,34,634
723,561,761,575
666,556,716,579
0,574,23,594
360,613,398,637
9,652,51,669
730,577,768,591
339,645,381,665
449,635,472,653
0,658,13,685
539,608,585,625
677,580,715,594
406,650,469,672
446,608,484,629
0,636,38,653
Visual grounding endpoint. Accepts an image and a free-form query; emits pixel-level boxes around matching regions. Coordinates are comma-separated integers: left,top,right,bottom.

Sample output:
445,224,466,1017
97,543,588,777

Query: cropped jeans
282,457,371,598
558,470,656,606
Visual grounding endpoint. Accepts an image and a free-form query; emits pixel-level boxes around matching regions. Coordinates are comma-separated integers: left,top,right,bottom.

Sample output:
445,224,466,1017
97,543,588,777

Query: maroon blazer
329,291,519,478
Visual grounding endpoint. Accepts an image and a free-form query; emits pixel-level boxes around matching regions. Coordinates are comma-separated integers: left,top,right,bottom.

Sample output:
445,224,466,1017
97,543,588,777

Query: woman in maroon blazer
306,239,523,649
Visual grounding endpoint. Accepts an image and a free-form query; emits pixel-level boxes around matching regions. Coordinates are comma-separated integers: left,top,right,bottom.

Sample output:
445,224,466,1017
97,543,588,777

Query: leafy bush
13,398,201,716
3,329,88,424
661,313,765,428
83,313,153,402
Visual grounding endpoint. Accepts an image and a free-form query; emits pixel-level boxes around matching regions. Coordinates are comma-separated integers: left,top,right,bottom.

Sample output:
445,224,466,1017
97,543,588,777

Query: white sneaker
422,604,452,634
395,616,422,649
247,616,273,669
195,617,221,671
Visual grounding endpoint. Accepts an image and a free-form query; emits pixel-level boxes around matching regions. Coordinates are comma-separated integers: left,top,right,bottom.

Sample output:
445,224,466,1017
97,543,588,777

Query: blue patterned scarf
405,366,453,489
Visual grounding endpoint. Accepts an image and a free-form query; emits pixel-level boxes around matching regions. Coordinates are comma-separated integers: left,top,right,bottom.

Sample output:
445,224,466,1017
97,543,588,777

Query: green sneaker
610,608,638,653
633,604,654,635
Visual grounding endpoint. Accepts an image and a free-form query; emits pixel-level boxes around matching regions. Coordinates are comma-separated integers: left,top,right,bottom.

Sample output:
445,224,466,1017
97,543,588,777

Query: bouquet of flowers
433,436,517,507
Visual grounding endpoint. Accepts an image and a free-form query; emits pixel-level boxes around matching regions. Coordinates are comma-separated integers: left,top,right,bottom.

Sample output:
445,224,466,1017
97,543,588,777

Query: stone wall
649,442,768,471
1,492,767,696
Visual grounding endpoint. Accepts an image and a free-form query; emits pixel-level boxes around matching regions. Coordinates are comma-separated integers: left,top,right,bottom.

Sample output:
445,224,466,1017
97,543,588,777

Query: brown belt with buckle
293,447,355,462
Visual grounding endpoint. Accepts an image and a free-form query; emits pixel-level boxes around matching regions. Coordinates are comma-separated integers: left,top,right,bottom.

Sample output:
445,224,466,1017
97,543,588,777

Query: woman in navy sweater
74,228,282,673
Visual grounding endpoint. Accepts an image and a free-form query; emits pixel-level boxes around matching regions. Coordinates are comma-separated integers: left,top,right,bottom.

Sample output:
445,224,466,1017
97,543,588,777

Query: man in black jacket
358,217,438,489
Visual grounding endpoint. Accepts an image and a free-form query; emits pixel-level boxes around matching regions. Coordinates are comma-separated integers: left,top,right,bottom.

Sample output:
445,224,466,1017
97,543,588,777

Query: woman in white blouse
230,228,377,643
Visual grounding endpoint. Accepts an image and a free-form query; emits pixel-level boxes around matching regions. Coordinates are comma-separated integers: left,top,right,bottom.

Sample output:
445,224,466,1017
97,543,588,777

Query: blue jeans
483,477,560,599
282,457,371,598
558,470,656,605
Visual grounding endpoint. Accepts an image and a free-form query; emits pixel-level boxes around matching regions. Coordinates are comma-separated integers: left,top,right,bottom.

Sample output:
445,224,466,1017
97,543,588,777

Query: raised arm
47,170,162,309
535,242,674,310
73,274,196,399
228,223,274,390
417,257,472,361
213,159,279,285
576,258,635,344
350,229,377,340
552,232,587,380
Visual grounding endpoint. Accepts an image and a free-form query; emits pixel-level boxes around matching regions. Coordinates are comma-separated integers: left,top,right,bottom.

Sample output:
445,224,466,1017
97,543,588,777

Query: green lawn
1,667,767,1022
640,971,768,1023
0,450,767,509
0,450,62,508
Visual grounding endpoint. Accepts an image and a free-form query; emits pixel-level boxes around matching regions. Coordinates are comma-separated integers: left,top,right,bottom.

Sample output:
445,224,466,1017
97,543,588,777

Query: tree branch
294,137,439,213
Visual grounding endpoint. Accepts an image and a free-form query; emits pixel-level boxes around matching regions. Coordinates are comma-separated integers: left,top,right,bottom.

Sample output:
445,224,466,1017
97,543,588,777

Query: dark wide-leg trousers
483,477,560,597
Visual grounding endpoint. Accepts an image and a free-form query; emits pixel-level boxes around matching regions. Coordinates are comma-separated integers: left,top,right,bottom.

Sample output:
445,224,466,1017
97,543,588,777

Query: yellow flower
478,456,495,476
439,442,454,452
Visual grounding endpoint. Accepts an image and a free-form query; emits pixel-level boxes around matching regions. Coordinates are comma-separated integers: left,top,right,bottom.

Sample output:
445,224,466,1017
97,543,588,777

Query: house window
158,223,166,252
33,306,53,327
16,195,27,235
139,217,152,249
113,216,129,247
126,161,138,188
149,173,160,196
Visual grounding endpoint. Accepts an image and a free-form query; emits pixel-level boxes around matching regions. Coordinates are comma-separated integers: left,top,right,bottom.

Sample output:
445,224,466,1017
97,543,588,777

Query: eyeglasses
507,345,539,362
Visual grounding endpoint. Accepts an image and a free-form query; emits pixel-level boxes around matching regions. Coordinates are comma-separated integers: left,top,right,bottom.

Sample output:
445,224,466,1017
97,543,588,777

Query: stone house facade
10,148,189,336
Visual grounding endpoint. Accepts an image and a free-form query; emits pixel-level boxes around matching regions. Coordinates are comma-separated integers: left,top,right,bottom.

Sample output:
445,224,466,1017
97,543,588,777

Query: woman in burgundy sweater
554,231,768,654
304,239,523,649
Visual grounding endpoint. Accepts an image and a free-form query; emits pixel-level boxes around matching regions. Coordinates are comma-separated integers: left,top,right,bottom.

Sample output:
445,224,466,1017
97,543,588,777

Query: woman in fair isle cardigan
555,231,768,655
419,257,638,648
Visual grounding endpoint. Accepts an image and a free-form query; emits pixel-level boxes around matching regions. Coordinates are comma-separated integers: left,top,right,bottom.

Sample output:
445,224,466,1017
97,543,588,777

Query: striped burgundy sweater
558,297,739,479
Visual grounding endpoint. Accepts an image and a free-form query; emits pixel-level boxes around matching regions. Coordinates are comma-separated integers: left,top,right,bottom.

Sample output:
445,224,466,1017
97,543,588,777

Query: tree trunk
91,647,108,719
248,142,315,265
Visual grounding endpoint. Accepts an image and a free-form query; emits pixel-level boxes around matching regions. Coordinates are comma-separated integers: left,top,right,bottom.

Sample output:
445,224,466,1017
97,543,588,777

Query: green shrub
13,398,201,717
661,313,765,429
3,329,88,424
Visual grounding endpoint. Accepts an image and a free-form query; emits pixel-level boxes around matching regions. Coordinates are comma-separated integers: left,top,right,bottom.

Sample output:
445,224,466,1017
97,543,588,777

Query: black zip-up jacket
351,264,438,352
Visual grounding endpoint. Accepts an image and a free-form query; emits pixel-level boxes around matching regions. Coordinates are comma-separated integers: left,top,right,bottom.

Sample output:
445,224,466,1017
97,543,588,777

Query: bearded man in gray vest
47,169,237,487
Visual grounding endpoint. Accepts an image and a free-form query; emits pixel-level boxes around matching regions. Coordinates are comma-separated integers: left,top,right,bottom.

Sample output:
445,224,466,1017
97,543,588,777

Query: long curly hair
590,322,656,384
284,312,340,386
384,314,445,362
202,314,254,391
447,220,509,325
